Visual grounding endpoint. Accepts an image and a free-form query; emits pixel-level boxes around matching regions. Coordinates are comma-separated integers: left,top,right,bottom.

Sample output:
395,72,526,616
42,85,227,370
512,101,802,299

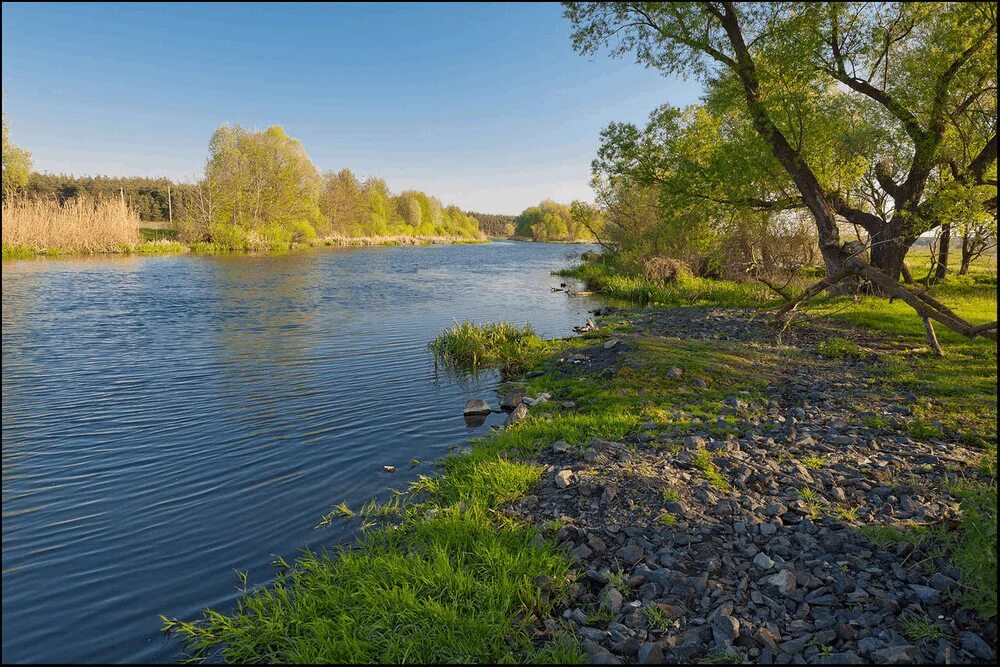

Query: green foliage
816,337,862,360
1,114,32,199
429,321,548,374
163,506,575,664
466,211,517,238
515,199,600,242
557,260,774,308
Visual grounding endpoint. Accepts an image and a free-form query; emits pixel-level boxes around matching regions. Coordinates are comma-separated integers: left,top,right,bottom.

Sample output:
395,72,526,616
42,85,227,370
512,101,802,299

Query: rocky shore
501,307,996,664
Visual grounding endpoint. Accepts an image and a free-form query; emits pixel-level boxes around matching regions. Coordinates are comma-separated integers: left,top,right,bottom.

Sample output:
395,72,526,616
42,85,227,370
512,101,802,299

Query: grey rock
580,639,622,665
617,544,644,565
463,399,492,415
499,388,525,410
712,613,741,646
870,644,922,664
555,469,576,488
504,402,528,425
753,552,776,570
959,631,995,660
767,569,797,595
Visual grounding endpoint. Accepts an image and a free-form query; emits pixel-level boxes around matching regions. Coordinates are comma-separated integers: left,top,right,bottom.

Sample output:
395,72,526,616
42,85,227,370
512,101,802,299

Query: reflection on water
1,242,602,663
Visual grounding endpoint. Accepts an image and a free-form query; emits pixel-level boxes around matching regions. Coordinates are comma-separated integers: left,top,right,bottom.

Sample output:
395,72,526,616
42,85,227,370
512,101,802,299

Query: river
1,241,602,663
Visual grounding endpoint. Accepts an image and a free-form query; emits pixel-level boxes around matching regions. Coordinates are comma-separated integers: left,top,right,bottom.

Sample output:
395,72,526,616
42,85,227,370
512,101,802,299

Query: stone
753,552,776,570
617,544,645,565
760,522,778,536
463,399,492,415
504,403,528,426
909,584,940,605
959,631,995,660
552,439,572,454
767,569,797,595
637,641,665,664
500,388,525,410
666,367,684,378
570,543,593,560
869,645,922,664
600,586,624,615
555,469,576,488
712,613,740,646
604,338,620,349
582,640,621,664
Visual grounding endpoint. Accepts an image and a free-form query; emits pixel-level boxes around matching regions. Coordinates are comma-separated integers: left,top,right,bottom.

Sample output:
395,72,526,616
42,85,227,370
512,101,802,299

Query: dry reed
2,196,141,254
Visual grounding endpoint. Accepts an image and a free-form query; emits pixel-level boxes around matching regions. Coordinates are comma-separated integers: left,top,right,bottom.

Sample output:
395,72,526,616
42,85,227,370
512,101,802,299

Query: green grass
817,336,862,360
691,449,733,492
429,320,549,375
139,226,179,241
900,615,949,643
163,506,575,663
556,261,774,308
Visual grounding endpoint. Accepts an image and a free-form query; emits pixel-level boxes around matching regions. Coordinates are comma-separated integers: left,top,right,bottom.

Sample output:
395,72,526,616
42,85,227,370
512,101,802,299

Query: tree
565,2,997,282
203,124,324,246
566,1,997,343
2,114,32,199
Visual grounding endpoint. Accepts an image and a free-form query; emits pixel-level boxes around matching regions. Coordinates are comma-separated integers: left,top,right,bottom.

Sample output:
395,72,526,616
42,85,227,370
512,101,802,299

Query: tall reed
2,196,141,254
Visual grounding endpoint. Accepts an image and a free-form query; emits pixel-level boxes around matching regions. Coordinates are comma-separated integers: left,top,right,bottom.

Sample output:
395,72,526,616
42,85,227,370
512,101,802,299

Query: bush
642,256,693,284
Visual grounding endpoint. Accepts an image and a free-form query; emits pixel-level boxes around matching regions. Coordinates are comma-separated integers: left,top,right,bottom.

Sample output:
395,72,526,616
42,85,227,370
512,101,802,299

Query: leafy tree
565,2,997,283
203,124,324,247
566,1,997,341
2,114,32,199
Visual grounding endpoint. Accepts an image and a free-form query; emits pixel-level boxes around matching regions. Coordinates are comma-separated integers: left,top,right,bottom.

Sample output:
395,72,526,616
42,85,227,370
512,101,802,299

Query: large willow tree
566,1,996,341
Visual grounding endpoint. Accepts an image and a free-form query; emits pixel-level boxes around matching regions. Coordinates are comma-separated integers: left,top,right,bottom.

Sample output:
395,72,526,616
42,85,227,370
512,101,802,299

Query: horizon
1,2,702,215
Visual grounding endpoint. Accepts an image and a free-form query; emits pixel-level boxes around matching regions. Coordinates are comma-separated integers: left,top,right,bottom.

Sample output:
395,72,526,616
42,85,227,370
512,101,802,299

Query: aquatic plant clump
429,320,548,374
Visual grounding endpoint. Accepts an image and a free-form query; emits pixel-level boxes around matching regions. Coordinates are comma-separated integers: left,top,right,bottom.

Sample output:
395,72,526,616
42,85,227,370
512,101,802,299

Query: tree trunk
932,223,951,283
959,235,973,275
867,220,912,284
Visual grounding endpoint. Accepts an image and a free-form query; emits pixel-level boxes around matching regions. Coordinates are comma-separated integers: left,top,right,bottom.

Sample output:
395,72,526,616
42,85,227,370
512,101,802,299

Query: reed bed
2,197,141,255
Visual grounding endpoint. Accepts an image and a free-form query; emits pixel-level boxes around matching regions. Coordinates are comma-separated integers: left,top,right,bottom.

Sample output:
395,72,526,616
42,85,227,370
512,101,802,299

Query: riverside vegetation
163,245,996,664
1,121,486,258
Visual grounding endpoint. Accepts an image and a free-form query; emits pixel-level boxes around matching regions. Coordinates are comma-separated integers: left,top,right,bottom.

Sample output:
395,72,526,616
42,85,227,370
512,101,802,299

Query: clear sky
2,2,702,215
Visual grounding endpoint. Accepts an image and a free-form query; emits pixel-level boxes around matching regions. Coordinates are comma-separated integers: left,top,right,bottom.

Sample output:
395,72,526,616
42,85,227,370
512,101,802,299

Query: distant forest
465,212,516,237
25,173,199,223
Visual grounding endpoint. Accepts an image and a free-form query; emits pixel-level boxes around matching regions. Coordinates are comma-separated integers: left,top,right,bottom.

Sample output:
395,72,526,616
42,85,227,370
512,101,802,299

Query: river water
1,241,602,663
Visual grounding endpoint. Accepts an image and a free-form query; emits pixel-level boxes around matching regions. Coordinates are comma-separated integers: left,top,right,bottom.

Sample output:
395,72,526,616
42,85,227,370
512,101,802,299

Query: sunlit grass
429,320,548,374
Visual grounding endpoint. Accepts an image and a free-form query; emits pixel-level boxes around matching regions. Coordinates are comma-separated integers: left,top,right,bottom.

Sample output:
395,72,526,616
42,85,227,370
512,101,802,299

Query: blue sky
2,2,702,214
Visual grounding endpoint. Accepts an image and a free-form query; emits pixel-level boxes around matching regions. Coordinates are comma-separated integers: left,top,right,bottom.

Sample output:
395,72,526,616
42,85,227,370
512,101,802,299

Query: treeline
513,199,603,242
24,174,199,222
4,121,484,251
466,212,516,237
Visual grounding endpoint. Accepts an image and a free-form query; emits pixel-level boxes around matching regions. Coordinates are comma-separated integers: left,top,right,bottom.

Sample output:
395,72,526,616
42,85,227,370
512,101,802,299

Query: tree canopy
2,114,32,199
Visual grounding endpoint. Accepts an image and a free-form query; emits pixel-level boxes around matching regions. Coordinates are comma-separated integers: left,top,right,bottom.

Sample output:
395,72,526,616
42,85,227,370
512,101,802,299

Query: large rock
500,388,526,410
463,399,492,416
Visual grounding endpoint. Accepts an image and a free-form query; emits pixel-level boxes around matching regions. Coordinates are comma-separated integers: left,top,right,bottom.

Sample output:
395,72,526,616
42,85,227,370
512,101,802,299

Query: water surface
1,241,601,663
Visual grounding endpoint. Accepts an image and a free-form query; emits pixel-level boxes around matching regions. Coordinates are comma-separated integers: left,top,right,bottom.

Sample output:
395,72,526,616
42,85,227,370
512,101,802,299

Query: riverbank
1,231,488,260
164,266,996,663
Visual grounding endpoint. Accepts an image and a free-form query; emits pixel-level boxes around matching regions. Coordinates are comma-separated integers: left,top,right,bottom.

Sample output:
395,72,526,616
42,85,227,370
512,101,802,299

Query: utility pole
168,185,173,225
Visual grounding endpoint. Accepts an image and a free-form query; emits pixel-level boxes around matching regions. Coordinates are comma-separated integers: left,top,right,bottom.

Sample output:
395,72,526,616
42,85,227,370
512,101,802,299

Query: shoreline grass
2,232,489,261
429,320,549,375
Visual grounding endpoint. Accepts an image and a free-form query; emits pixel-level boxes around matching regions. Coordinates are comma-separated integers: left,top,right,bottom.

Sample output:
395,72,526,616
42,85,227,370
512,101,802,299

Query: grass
816,336,862,360
691,449,733,492
900,615,949,643
429,320,549,375
555,261,774,308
